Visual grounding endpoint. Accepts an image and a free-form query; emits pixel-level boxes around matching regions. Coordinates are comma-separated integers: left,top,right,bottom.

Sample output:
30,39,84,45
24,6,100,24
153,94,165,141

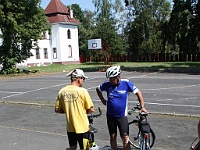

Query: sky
40,0,173,13
40,0,95,11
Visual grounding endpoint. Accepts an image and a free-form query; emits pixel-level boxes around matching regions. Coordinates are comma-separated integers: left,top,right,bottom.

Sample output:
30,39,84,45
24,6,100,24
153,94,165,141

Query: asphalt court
0,71,200,150
0,71,200,116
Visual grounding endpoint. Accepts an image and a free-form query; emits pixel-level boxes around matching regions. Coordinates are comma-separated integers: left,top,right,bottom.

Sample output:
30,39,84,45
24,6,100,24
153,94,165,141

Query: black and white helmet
106,66,121,78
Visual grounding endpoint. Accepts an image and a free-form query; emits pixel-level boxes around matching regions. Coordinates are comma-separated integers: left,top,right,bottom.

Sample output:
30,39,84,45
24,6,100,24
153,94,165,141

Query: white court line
1,77,96,100
143,84,200,91
156,99,172,102
2,83,65,100
86,73,157,90
156,97,198,102
0,125,66,137
0,91,22,94
92,99,200,108
130,101,200,108
127,72,158,79
179,97,198,100
87,87,97,90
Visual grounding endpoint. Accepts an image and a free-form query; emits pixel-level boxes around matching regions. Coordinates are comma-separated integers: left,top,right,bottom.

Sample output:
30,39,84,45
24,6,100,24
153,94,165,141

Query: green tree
165,0,200,55
184,0,200,53
166,0,189,54
0,0,50,74
92,0,127,63
125,0,171,61
191,0,200,52
69,4,95,57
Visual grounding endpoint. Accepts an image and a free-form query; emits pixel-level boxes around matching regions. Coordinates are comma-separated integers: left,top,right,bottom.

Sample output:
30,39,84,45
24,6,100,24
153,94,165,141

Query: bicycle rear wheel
190,137,200,150
129,120,156,149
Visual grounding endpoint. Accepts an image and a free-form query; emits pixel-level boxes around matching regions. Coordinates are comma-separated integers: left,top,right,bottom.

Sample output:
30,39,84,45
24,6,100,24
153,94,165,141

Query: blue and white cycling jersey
97,79,139,117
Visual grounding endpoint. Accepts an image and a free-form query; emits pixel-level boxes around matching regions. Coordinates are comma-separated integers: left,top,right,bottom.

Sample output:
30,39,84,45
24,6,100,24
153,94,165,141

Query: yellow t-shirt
55,85,93,133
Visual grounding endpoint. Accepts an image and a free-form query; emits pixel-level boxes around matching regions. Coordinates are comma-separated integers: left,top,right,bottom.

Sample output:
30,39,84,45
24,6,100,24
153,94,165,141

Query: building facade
19,0,80,67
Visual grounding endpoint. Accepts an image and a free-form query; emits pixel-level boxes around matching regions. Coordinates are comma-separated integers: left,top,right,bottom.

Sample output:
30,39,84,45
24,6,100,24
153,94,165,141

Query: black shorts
67,131,89,149
107,115,129,136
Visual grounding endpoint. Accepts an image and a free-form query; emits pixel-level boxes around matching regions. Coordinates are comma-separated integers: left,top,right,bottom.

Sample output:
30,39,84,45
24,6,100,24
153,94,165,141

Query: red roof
45,0,79,24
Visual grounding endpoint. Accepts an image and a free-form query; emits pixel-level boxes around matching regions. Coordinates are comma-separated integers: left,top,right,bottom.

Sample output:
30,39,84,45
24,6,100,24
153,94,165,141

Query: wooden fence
80,52,200,63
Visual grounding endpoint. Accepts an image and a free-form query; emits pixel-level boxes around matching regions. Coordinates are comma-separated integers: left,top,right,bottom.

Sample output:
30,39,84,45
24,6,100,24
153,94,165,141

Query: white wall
17,22,80,67
58,23,79,62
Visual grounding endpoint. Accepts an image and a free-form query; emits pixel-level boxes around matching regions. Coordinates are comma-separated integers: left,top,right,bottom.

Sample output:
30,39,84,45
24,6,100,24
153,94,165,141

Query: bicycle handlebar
87,107,102,118
87,107,102,124
128,103,149,116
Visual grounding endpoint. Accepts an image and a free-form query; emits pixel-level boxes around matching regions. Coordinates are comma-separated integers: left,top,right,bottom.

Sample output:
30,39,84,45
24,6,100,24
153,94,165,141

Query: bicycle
83,107,102,150
190,137,200,150
128,104,156,150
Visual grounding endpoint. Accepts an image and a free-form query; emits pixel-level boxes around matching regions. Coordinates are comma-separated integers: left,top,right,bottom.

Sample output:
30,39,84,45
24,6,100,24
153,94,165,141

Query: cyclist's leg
67,132,78,150
118,116,130,150
110,134,117,150
121,135,130,150
77,133,88,150
107,115,118,150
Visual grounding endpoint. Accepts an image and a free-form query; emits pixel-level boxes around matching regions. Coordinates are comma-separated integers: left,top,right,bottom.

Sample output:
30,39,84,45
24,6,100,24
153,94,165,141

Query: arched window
67,29,71,39
53,48,57,59
68,45,72,58
36,49,40,59
44,48,48,59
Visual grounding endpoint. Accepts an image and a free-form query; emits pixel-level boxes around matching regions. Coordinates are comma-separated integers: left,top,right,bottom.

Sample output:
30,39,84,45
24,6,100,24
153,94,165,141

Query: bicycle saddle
89,125,98,133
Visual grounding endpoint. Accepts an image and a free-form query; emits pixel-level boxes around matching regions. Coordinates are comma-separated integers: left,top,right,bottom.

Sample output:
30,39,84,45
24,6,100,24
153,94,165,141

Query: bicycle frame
85,107,102,150
128,103,155,150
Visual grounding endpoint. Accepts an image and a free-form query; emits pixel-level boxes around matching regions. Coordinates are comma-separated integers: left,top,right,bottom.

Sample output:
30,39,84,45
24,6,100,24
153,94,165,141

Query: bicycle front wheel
129,120,156,149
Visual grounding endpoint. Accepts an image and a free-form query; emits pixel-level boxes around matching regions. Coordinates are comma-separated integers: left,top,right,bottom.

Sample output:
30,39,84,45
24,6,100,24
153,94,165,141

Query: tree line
75,0,200,62
0,0,199,74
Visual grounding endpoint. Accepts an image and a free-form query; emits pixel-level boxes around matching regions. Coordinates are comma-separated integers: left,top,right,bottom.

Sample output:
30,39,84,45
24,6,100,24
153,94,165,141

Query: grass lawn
0,62,199,78
27,62,200,74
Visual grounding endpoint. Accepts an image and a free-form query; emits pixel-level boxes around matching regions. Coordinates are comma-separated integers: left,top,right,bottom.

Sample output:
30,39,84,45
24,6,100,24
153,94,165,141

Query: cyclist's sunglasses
80,77,85,80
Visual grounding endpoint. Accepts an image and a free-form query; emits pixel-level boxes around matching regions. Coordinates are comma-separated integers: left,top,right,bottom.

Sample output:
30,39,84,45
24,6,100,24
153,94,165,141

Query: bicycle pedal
90,125,98,133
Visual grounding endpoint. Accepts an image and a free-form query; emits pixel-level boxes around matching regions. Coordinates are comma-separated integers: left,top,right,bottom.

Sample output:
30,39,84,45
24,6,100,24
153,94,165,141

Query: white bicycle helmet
106,66,121,78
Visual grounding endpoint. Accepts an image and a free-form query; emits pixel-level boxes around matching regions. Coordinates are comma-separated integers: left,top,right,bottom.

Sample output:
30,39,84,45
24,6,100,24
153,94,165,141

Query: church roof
45,0,79,24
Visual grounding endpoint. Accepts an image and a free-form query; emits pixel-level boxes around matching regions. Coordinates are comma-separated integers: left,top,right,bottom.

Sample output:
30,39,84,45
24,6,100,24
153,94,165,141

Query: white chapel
20,0,80,67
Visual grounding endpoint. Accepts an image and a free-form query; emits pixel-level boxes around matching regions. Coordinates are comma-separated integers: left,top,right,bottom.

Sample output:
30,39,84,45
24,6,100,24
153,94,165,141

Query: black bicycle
84,107,102,150
128,104,156,150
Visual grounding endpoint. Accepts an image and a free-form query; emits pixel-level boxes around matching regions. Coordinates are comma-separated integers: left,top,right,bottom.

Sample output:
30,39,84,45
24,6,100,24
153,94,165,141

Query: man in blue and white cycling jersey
96,66,147,150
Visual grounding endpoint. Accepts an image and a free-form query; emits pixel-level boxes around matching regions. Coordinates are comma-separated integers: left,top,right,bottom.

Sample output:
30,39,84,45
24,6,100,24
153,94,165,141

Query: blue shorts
106,115,129,136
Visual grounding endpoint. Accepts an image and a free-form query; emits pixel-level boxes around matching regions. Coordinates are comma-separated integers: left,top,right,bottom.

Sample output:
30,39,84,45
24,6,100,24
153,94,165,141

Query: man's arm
135,90,147,112
86,106,94,114
96,87,106,105
55,97,65,114
55,107,65,114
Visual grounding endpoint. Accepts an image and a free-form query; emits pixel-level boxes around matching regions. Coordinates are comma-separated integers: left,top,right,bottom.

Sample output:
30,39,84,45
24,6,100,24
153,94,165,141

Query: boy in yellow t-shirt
55,69,94,150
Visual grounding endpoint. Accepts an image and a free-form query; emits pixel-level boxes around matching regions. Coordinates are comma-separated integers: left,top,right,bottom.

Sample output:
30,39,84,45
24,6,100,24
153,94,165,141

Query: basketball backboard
88,39,102,50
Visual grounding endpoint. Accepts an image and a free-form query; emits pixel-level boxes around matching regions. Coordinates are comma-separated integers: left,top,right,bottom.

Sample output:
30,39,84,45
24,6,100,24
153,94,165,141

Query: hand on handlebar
140,107,148,113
